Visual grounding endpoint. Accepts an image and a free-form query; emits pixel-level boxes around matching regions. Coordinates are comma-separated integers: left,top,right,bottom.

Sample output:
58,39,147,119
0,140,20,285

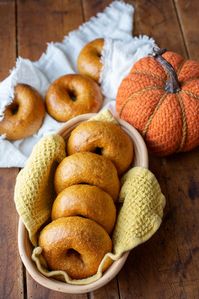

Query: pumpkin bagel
45,74,103,122
77,38,104,82
0,84,45,140
39,217,112,279
67,120,134,175
54,152,120,201
51,184,116,234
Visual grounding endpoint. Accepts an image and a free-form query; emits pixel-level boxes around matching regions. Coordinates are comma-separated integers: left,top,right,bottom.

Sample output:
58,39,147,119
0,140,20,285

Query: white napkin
0,1,155,168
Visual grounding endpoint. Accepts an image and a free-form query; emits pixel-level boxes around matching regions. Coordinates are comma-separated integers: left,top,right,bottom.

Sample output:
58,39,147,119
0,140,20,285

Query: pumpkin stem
152,47,181,93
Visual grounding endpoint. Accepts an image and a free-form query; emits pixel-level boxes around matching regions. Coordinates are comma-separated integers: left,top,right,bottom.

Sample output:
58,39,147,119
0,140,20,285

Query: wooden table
0,1,199,298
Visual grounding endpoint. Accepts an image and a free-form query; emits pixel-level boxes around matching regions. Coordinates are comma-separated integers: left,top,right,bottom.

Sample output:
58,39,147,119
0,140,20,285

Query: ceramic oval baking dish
18,113,148,294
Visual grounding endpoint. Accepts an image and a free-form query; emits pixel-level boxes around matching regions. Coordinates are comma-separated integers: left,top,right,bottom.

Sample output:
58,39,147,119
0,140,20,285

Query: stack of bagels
0,39,105,141
38,119,134,279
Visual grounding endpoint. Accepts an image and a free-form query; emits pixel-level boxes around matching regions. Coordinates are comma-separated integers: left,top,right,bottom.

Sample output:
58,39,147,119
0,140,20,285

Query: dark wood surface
0,1,198,298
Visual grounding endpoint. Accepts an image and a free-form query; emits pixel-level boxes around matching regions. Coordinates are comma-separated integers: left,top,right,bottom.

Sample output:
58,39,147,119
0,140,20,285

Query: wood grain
17,0,83,60
0,168,24,299
83,0,187,56
174,0,199,60
89,279,119,299
117,1,199,298
132,0,187,57
26,274,88,299
82,0,111,19
0,2,24,299
0,1,16,80
0,0,199,298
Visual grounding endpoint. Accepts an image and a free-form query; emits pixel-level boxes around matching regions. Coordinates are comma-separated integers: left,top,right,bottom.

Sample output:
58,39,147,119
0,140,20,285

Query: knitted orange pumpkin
116,48,199,156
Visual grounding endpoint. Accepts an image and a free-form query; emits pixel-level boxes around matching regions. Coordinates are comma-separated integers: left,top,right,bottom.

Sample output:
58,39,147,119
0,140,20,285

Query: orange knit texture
116,51,199,156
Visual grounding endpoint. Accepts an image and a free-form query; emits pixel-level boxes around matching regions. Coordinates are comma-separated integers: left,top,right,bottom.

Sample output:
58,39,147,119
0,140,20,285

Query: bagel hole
96,51,101,59
9,102,19,115
93,147,103,155
67,89,77,101
66,248,81,259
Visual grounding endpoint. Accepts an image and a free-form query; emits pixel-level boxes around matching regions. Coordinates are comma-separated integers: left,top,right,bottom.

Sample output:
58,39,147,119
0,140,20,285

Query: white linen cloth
0,1,155,167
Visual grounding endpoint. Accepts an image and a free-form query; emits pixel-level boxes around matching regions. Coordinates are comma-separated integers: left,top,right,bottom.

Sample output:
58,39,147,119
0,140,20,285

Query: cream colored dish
18,113,148,294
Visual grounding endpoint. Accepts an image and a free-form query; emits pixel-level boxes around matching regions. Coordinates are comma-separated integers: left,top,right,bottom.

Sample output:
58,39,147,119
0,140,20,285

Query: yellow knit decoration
112,167,166,255
89,109,118,124
14,110,166,285
14,135,66,246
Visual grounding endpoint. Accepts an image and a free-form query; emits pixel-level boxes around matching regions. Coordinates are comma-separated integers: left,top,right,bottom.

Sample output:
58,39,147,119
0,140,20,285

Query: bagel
67,120,134,175
51,185,116,234
0,84,45,140
45,74,103,122
39,217,112,279
54,152,120,201
77,38,104,82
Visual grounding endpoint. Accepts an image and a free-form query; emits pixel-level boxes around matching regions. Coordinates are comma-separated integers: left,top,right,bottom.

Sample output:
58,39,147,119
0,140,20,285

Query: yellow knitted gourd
14,135,66,245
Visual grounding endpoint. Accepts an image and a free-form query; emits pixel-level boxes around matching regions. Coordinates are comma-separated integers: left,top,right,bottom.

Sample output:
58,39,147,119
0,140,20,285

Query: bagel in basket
39,216,112,279
54,152,120,201
67,120,134,175
51,184,116,234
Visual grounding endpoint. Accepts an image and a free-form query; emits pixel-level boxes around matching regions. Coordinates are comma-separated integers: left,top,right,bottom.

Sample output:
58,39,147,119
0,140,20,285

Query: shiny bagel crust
51,184,116,234
45,74,103,122
39,217,112,279
77,38,104,82
54,152,120,201
67,120,134,175
0,84,45,140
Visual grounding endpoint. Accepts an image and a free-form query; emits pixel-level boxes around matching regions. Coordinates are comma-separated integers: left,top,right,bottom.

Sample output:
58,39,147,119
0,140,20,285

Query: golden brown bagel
67,121,134,175
0,84,45,140
45,74,103,122
39,216,112,279
51,184,116,234
77,38,104,82
54,152,120,201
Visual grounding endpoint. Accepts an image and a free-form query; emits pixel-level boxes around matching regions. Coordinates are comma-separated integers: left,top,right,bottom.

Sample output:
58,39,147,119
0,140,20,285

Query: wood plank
0,169,24,299
132,0,187,57
174,0,199,60
26,274,88,299
82,0,111,19
89,279,119,299
83,0,187,57
116,1,199,298
17,0,86,298
17,0,84,60
0,1,16,80
173,6,199,297
0,2,24,299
